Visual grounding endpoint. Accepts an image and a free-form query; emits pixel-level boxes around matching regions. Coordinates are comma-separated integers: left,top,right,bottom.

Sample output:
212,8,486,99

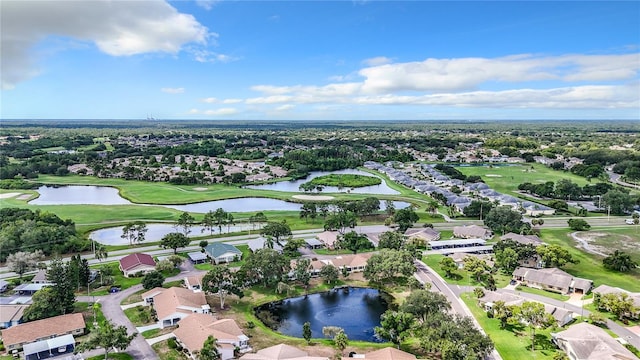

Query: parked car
110,286,121,293
626,219,636,225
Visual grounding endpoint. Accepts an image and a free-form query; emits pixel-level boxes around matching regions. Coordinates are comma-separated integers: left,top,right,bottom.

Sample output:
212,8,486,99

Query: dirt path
569,232,608,256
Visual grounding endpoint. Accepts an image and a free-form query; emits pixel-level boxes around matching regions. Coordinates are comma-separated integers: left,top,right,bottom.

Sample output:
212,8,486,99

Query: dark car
110,286,121,293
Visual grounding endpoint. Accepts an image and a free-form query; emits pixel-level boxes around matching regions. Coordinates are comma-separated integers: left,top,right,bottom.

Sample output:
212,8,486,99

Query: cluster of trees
518,180,613,200
485,299,556,351
0,208,88,262
483,207,531,235
593,292,638,321
23,259,77,321
375,290,493,359
493,240,577,273
613,160,640,183
300,197,382,223
463,200,495,219
603,250,638,272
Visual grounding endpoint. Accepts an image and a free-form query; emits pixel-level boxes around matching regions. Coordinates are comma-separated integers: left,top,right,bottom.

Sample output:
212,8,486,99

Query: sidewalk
146,332,175,346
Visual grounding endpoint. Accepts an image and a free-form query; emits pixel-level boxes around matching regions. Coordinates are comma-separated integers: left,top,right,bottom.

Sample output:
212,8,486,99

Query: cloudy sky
1,0,639,120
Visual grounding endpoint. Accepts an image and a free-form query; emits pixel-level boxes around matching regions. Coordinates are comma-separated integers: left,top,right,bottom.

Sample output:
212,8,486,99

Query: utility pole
608,205,611,223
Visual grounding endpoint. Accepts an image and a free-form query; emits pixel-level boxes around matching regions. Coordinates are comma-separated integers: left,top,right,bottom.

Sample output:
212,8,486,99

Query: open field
456,163,602,196
422,254,511,288
539,228,640,291
574,227,640,262
307,174,382,188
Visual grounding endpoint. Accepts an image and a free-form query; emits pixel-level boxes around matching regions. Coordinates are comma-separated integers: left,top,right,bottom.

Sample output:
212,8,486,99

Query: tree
474,287,485,298
511,301,550,351
495,247,520,274
463,256,489,282
160,232,190,254
224,212,235,233
202,210,217,235
260,221,292,247
337,231,374,254
492,300,511,329
374,311,415,347
240,248,290,288
6,250,43,278
302,321,312,344
393,207,419,232
294,258,312,293
378,231,404,250
536,244,577,268
212,208,228,233
202,266,244,309
439,256,458,278
324,211,358,234
121,221,148,245
199,240,209,251
282,238,305,257
603,250,638,272
23,287,60,321
299,202,318,222
176,212,196,235
601,189,634,215
249,212,268,230
75,319,137,360
484,207,529,234
568,218,591,231
334,330,349,354
46,258,75,316
364,249,416,284
95,244,108,261
196,335,220,360
399,290,450,323
463,200,494,219
142,271,164,289
319,264,339,284
385,200,396,216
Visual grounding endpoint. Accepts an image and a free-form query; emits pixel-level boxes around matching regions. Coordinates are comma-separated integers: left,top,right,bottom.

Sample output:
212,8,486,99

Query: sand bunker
193,187,208,191
485,174,502,177
0,192,21,199
17,194,32,200
293,195,335,201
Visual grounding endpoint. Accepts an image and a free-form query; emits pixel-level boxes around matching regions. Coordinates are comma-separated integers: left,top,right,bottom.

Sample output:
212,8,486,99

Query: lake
246,169,400,194
255,287,388,342
89,223,254,245
29,185,131,205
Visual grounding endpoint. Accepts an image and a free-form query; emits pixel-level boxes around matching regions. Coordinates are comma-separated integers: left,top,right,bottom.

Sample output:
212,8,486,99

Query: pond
89,223,254,245
29,185,132,205
255,287,388,342
246,169,400,195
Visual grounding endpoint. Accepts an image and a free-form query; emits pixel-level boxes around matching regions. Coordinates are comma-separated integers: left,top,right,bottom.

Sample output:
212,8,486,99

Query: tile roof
174,314,245,354
153,287,209,320
453,225,491,238
501,232,543,245
362,347,417,359
119,253,156,271
0,304,28,324
1,313,85,347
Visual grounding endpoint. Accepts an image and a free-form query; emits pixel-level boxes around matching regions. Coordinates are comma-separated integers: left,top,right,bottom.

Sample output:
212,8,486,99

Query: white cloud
1,0,210,89
195,0,218,10
191,49,238,63
202,97,219,103
222,99,242,104
188,108,239,116
275,104,295,111
362,56,392,66
202,97,243,104
161,87,185,94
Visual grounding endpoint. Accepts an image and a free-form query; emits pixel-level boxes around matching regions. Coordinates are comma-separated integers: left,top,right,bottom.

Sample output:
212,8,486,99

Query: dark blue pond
256,287,388,342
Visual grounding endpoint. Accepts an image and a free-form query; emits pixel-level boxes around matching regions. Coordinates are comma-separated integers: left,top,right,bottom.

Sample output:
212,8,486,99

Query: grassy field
575,227,640,263
123,305,155,326
422,254,511,288
456,163,601,197
307,174,382,188
87,354,134,360
539,228,640,292
88,262,180,295
462,293,563,360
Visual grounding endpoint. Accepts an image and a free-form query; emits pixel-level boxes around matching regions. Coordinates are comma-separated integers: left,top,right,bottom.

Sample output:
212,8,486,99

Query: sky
1,0,639,121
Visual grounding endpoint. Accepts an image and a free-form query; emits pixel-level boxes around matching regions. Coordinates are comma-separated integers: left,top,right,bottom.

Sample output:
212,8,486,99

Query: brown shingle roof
1,313,85,347
554,322,637,359
153,287,208,320
404,228,440,241
501,232,543,245
453,225,490,238
119,253,156,271
174,314,245,354
362,347,417,359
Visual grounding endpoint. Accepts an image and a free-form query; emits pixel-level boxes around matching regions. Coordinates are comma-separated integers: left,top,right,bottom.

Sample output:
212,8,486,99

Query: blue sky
1,0,639,120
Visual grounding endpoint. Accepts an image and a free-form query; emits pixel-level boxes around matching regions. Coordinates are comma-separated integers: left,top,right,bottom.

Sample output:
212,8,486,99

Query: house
544,304,575,327
141,287,165,305
479,291,573,327
513,267,592,294
522,201,556,216
185,273,206,291
450,253,494,269
1,313,85,352
404,228,441,243
174,314,249,360
500,232,544,246
316,231,340,250
303,238,324,250
0,279,8,293
13,283,51,296
205,243,243,264
240,343,325,359
355,347,417,359
31,270,51,284
149,287,211,328
0,304,28,329
119,253,156,277
453,225,492,239
247,236,284,253
552,322,637,360
330,253,373,273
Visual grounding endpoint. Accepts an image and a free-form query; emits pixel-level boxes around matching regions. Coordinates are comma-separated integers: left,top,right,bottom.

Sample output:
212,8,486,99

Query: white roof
23,334,75,356
188,252,208,261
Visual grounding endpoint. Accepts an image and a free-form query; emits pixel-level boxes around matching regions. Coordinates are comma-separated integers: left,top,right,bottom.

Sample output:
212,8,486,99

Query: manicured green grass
123,305,155,326
314,248,356,255
456,163,602,197
422,254,511,288
89,263,179,295
514,285,570,301
461,293,562,360
307,174,382,188
141,329,160,339
539,228,640,291
152,340,188,360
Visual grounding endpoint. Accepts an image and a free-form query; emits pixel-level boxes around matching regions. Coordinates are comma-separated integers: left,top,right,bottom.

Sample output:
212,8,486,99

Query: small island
303,174,382,190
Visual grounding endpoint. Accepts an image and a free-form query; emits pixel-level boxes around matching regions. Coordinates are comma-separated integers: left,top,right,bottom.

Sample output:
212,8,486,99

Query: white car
626,219,636,225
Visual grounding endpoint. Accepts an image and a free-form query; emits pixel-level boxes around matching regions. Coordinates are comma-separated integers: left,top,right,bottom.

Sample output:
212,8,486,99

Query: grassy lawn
87,354,134,360
307,174,382,188
124,305,156,326
313,248,357,255
461,293,563,360
152,340,188,360
89,262,180,295
515,285,570,301
539,228,640,292
422,254,511,288
75,302,106,331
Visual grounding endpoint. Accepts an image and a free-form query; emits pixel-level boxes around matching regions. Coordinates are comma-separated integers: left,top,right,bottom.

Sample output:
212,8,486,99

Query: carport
23,334,75,360
187,252,208,264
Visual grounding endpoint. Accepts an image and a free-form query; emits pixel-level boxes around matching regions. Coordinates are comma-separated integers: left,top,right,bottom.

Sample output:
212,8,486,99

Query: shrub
167,338,177,349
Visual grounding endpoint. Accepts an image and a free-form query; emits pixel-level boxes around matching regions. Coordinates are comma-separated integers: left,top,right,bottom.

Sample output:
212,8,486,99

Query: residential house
354,347,418,359
512,267,592,294
478,291,573,327
552,322,637,360
247,236,284,254
31,270,51,284
240,343,326,359
0,304,28,329
404,228,441,243
330,253,373,273
544,304,575,327
205,243,242,265
185,273,206,292
141,287,165,305
316,231,340,250
303,238,324,250
1,313,85,353
174,314,249,360
119,253,156,277
522,201,556,216
453,225,492,239
149,287,211,328
500,233,544,246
